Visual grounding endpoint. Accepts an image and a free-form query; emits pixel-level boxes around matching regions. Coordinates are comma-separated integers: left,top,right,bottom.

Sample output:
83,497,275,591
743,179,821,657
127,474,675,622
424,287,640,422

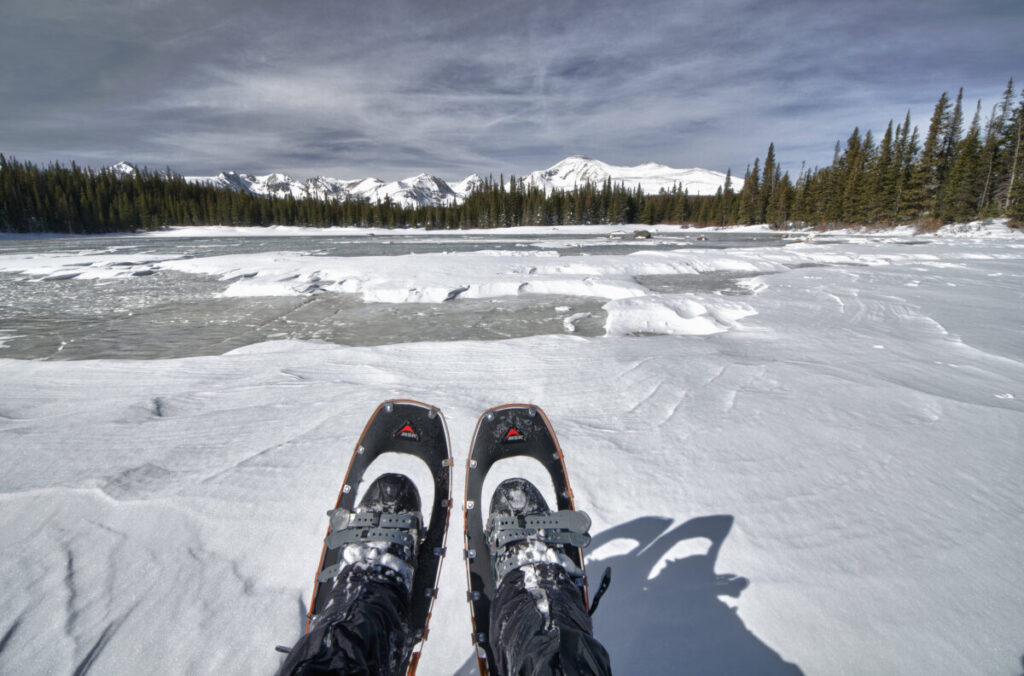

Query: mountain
105,156,736,207
182,171,473,209
519,155,741,196
107,160,139,177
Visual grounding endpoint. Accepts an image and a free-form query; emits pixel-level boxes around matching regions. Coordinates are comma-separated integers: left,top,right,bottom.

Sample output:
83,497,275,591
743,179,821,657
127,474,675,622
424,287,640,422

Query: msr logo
503,426,525,443
396,423,420,441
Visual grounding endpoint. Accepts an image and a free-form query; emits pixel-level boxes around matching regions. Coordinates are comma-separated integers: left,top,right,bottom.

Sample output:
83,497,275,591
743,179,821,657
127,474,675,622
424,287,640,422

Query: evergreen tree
941,101,984,222
737,158,760,223
760,143,778,222
1004,94,1024,218
908,92,952,218
873,120,896,223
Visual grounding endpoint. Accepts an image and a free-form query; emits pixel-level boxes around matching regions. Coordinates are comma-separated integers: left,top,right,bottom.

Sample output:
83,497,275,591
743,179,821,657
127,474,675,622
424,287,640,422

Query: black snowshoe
463,404,599,675
282,400,452,676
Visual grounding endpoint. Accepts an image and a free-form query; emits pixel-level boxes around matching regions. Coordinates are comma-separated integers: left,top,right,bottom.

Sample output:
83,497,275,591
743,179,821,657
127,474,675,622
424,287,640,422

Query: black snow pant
278,562,612,676
489,563,612,676
277,566,411,676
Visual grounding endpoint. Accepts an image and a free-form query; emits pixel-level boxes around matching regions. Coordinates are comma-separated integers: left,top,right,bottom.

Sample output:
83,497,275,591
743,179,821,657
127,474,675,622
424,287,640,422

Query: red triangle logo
396,423,419,440
503,427,524,442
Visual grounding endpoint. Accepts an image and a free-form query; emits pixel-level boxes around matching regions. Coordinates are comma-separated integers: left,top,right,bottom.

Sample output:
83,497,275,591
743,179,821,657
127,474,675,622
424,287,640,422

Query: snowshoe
300,400,453,675
463,404,594,675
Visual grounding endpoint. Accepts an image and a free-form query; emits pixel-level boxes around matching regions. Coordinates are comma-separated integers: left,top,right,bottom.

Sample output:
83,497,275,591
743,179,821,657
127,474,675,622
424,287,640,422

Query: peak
559,155,596,164
259,172,294,183
108,161,137,175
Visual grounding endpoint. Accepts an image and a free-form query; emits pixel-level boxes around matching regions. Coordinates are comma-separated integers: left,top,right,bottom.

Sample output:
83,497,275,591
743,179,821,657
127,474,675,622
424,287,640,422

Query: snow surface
1,224,1023,675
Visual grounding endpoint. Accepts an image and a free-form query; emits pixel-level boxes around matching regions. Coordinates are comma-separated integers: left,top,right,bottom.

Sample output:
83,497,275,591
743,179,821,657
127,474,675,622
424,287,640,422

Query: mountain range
109,156,739,208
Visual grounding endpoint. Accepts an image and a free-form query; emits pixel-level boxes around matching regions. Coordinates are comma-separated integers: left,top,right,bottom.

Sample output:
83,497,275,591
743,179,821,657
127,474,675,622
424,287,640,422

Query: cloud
1,0,1021,181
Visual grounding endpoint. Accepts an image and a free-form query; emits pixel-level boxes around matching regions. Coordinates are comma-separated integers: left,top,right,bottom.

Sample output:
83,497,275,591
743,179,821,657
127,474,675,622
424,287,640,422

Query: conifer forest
2,82,1022,234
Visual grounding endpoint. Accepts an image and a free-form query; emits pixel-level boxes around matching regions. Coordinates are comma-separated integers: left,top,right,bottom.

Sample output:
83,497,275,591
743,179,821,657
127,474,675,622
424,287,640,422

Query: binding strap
317,510,421,583
486,510,593,555
321,510,420,555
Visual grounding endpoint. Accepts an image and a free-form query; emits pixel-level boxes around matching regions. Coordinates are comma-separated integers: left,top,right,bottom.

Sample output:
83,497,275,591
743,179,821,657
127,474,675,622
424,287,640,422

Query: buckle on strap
486,510,593,555
327,509,419,531
323,509,420,550
325,526,416,550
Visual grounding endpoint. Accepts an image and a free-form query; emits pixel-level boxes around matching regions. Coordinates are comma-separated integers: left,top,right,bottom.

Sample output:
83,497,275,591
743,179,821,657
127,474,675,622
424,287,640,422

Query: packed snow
0,222,1022,675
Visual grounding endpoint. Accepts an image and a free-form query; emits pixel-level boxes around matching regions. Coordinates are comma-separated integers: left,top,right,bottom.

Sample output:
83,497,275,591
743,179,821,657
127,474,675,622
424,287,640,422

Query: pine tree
1004,95,1024,218
941,101,984,222
737,158,760,223
760,143,778,222
979,79,1016,215
873,120,896,223
909,92,952,219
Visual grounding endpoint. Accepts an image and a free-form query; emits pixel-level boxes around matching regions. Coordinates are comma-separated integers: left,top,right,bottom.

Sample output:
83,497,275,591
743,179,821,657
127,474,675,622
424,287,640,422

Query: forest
1,81,1021,234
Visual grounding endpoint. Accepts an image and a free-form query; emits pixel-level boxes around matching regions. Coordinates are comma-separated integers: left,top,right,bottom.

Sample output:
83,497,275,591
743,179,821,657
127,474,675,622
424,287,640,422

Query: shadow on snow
457,514,802,675
589,515,802,675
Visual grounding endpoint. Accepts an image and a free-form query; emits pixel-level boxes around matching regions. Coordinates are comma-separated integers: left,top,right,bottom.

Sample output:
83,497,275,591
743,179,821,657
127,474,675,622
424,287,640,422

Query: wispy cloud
1,0,1021,181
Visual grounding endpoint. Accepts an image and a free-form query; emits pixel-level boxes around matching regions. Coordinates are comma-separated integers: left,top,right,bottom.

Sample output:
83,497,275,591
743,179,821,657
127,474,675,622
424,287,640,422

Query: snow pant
277,566,412,676
278,562,612,676
489,563,612,676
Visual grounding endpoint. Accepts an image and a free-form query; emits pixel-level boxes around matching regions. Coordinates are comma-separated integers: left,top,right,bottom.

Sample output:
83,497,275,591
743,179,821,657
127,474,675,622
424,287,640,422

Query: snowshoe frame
463,404,590,675
305,399,452,675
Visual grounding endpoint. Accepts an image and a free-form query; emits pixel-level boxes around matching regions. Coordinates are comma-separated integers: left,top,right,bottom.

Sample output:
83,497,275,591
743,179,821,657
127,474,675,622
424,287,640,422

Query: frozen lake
1,222,1022,675
0,230,778,359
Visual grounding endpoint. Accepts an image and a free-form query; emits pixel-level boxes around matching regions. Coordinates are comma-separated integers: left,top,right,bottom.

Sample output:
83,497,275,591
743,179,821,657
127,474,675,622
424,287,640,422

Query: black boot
486,478,612,676
486,478,584,588
278,473,422,676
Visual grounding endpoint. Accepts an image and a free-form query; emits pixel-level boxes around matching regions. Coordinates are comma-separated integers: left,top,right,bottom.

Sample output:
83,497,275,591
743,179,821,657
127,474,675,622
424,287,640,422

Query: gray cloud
1,0,1021,181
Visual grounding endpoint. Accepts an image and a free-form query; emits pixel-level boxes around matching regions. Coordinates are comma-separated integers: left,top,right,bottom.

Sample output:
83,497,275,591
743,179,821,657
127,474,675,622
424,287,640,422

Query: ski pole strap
588,567,612,616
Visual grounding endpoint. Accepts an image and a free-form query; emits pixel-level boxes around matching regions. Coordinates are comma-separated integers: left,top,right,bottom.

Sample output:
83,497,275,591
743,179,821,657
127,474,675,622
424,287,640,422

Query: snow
520,155,742,196
1,225,1023,675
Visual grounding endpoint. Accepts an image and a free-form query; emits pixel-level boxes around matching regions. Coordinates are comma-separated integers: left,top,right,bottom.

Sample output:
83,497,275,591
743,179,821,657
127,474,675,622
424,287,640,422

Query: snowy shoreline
2,218,1019,241
1,225,1023,674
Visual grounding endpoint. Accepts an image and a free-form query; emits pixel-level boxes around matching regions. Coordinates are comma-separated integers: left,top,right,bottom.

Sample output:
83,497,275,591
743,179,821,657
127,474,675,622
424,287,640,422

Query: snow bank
603,295,756,336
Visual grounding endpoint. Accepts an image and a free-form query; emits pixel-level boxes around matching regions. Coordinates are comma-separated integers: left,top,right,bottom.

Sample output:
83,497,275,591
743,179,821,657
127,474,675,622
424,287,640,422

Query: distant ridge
519,155,740,197
107,156,738,208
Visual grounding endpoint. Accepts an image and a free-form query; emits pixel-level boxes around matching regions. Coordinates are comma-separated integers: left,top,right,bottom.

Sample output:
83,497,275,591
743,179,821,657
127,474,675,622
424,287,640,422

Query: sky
1,0,1022,182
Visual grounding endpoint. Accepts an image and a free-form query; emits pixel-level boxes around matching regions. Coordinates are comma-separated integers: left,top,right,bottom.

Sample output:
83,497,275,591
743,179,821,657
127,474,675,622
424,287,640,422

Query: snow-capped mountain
107,161,139,177
519,155,741,196
107,156,736,207
183,171,470,209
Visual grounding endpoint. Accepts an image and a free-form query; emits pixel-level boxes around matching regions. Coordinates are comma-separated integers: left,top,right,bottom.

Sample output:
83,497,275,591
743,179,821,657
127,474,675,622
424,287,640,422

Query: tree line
1,80,1021,234
732,79,1024,228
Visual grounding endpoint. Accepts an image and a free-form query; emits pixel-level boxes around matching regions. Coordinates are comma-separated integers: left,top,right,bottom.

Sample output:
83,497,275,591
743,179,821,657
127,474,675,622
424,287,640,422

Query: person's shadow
588,515,802,675
456,514,802,674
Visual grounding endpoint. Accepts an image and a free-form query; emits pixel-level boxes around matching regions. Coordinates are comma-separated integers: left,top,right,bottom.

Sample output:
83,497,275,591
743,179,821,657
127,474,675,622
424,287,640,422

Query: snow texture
1,223,1023,675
